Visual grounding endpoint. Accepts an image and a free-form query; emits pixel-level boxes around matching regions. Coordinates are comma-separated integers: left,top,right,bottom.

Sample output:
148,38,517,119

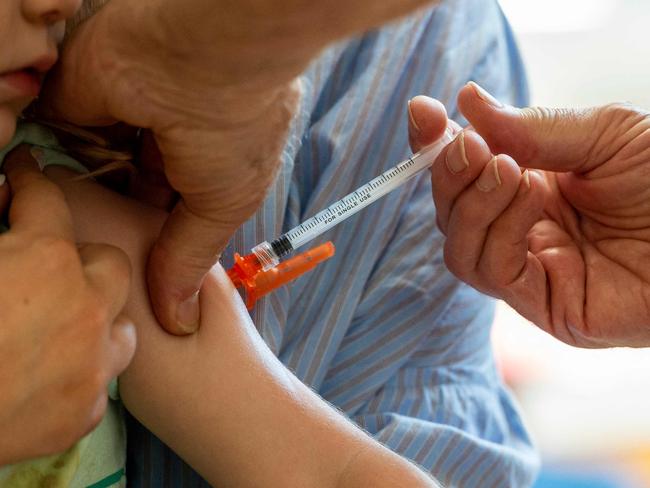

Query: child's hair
33,118,138,189
66,0,111,35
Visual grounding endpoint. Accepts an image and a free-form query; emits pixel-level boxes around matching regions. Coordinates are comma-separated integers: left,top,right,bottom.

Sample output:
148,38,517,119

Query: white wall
501,0,650,108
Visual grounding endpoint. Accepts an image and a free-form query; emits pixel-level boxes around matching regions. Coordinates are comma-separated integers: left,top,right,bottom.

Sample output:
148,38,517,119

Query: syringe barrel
282,128,454,251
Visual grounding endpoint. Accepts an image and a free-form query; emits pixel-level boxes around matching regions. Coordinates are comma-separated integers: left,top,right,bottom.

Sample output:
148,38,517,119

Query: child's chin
0,106,19,148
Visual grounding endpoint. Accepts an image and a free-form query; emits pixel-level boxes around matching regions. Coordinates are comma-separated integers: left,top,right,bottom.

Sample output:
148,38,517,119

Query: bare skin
42,163,439,488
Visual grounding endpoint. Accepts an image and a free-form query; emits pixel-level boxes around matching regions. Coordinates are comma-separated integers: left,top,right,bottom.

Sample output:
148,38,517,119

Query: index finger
407,96,456,153
4,145,75,241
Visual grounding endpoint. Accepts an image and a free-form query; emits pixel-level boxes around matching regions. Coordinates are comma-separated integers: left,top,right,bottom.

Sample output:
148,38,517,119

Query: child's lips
0,54,57,101
0,69,43,98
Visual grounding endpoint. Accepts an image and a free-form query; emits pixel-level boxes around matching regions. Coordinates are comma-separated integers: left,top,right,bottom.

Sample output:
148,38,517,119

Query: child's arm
45,166,439,488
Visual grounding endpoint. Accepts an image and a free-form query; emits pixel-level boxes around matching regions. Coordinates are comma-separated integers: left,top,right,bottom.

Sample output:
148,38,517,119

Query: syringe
251,128,455,270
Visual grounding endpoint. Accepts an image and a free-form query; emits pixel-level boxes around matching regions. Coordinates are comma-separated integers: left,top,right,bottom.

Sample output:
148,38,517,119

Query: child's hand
0,146,136,465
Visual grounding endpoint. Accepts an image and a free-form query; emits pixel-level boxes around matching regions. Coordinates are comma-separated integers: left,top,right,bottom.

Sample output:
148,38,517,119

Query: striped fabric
126,0,540,486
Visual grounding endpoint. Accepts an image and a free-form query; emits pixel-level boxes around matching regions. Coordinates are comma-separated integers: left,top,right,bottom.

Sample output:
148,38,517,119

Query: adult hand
39,0,434,335
409,83,650,348
0,146,136,465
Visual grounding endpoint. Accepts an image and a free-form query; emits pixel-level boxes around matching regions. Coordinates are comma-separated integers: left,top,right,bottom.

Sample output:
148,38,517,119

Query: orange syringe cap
227,242,335,310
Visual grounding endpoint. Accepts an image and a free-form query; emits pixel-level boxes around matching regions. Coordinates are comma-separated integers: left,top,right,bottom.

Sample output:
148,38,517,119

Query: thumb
458,82,603,173
147,199,235,335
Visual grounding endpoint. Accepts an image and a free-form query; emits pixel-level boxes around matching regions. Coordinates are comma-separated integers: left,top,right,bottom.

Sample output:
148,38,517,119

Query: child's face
0,0,81,147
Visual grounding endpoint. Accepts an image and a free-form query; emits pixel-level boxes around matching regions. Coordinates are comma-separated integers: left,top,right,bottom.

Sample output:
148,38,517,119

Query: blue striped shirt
127,0,540,486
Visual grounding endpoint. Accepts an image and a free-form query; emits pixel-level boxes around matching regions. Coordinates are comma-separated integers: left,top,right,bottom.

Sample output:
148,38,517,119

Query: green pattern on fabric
0,444,82,487
85,468,125,488
0,123,88,174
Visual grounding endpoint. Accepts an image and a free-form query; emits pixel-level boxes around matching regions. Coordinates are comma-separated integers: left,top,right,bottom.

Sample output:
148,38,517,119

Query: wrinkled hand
0,147,135,465
41,0,438,336
409,84,650,348
41,0,303,334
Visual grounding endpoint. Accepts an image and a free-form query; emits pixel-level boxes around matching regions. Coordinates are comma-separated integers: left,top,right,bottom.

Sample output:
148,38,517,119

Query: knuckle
443,246,471,281
113,315,137,349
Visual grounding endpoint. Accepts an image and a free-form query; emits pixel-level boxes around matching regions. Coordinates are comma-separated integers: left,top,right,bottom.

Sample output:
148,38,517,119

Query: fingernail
445,132,469,174
176,293,200,334
0,174,5,186
522,169,531,190
407,99,422,133
476,156,501,192
29,147,47,171
468,81,503,108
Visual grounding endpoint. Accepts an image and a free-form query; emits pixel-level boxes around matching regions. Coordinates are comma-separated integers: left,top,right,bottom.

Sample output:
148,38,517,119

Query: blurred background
494,1,650,486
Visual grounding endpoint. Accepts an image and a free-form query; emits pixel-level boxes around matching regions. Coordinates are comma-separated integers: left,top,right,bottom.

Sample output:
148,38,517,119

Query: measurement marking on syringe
263,131,453,258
